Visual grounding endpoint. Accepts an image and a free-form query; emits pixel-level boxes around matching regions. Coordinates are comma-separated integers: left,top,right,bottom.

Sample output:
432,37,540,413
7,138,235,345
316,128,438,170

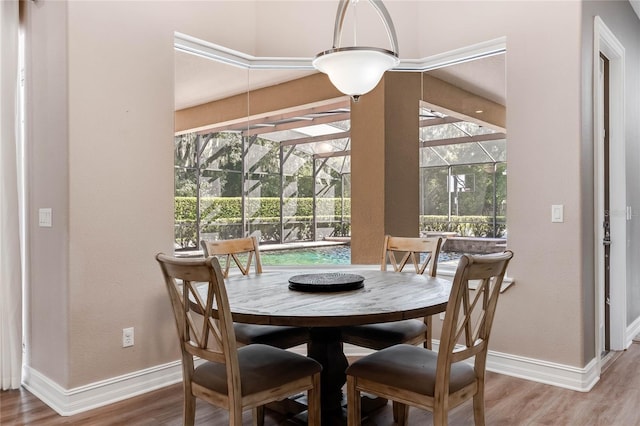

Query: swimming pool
260,245,461,266
261,245,352,265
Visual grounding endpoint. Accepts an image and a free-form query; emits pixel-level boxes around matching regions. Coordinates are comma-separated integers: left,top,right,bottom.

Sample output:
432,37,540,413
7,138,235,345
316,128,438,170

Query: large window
245,136,281,242
175,100,506,255
175,103,506,251
174,105,352,251
419,107,507,238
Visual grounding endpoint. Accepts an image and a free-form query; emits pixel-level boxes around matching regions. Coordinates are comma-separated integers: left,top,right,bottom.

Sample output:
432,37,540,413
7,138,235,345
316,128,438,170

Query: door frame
593,16,626,363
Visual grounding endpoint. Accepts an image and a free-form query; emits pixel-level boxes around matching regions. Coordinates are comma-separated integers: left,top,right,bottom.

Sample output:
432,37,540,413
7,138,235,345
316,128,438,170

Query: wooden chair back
156,254,241,401
201,236,262,277
436,250,513,400
345,250,513,426
157,254,321,425
380,235,443,277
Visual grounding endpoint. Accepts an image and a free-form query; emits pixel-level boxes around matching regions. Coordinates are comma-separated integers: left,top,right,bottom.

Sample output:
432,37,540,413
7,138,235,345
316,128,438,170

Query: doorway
599,53,610,355
593,16,626,370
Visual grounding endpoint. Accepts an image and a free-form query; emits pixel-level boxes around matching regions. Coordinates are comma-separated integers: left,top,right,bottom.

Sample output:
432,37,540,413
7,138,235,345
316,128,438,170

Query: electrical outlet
122,327,134,347
439,313,445,321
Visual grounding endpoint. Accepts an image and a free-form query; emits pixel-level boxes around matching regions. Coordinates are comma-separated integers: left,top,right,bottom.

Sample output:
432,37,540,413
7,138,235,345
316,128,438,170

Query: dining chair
346,250,513,426
200,236,263,277
341,235,443,351
201,236,309,349
156,254,322,426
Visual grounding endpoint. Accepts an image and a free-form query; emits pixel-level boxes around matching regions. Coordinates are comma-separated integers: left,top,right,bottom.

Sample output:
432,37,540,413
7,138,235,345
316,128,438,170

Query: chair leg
423,315,433,350
183,392,196,426
230,406,243,426
347,375,361,426
252,406,265,426
473,385,486,426
307,372,322,426
395,401,409,426
433,405,447,426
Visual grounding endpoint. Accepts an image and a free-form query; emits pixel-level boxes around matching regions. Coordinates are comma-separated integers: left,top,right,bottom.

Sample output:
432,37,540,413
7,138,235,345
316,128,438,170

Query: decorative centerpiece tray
288,272,365,292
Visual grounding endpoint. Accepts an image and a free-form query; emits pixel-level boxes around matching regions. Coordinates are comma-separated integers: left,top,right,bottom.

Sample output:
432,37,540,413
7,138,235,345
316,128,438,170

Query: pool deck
175,239,348,258
260,240,348,252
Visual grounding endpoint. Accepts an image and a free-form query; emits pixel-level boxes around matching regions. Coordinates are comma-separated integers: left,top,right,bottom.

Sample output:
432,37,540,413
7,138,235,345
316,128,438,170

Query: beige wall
24,0,70,386
65,2,177,386
25,0,260,388
418,1,585,365
24,0,638,390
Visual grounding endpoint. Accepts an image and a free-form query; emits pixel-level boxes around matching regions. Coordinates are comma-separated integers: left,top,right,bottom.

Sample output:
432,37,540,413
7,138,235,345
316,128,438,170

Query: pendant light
313,0,400,102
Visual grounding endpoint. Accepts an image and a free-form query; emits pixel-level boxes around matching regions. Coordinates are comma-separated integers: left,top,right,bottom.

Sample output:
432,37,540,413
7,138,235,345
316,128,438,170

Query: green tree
174,133,198,197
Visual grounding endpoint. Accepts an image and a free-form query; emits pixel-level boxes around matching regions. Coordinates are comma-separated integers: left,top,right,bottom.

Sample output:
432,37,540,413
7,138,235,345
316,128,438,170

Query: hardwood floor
3,342,640,425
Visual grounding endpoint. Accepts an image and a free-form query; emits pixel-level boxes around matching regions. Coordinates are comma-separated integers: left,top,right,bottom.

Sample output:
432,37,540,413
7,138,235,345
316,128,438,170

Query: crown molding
630,0,640,21
174,32,506,73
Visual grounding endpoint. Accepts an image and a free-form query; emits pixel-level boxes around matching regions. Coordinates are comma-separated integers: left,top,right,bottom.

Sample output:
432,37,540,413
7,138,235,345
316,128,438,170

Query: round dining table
214,266,451,424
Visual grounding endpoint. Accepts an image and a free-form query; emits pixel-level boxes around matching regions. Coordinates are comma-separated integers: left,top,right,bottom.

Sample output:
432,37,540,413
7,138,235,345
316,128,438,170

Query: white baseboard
483,348,599,392
343,342,599,392
625,316,640,348
22,360,186,416
22,342,599,416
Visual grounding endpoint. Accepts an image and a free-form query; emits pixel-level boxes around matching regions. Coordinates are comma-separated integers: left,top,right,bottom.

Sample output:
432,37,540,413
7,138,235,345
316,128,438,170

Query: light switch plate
551,205,564,223
39,208,52,227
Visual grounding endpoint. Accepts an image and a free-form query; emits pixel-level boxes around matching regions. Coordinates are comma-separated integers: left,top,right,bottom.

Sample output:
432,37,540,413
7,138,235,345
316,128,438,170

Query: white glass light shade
313,47,400,97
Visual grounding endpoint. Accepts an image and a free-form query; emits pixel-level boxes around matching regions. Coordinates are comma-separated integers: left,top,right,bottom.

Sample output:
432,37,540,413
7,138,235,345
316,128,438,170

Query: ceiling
174,43,506,112
174,50,317,110
427,54,505,106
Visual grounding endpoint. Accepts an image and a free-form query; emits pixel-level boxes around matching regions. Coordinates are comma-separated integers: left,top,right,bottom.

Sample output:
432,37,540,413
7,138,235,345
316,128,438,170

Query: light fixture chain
331,0,399,54
353,0,358,47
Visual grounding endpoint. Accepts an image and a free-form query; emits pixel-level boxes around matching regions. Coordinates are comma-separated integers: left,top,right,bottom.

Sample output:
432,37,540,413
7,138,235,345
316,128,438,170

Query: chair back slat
436,250,513,398
201,236,262,277
186,345,226,364
380,235,443,277
156,254,242,401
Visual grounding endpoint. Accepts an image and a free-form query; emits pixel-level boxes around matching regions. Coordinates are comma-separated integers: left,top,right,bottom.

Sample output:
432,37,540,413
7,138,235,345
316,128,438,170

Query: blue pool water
260,245,461,266
261,245,352,265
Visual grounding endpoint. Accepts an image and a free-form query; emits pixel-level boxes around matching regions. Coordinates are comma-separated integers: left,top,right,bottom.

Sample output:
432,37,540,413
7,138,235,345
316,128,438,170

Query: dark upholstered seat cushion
341,320,427,350
233,323,309,349
346,344,476,396
192,344,321,396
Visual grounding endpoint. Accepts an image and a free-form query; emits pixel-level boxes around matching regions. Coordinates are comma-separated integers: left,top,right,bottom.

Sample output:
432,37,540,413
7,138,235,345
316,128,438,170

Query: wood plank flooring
3,342,640,425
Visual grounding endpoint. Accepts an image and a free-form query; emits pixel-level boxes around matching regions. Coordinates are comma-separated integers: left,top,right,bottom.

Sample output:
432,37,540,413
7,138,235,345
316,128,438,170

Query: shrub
175,197,352,248
420,215,506,238
175,198,504,248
